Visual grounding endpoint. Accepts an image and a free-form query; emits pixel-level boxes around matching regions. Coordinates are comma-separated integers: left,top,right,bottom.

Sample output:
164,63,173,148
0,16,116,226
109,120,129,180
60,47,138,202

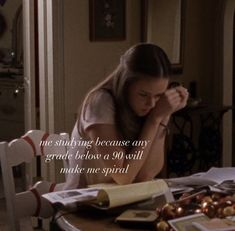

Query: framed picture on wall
89,0,126,41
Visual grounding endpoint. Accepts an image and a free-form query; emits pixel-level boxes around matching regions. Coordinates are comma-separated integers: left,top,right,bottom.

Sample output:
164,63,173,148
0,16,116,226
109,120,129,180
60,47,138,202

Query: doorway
0,1,24,142
0,0,25,198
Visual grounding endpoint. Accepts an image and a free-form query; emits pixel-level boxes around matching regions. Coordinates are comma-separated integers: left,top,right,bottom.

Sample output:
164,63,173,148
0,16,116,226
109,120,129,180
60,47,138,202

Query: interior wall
62,0,227,134
178,0,218,104
221,0,234,166
179,0,233,166
147,0,181,64
63,0,141,133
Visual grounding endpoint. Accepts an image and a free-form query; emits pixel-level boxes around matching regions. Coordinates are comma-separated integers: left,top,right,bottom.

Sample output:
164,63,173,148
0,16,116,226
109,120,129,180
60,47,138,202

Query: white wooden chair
0,130,69,231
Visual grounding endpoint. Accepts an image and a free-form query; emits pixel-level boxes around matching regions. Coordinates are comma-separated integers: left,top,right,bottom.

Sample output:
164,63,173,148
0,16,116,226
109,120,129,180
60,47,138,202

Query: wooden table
56,207,156,231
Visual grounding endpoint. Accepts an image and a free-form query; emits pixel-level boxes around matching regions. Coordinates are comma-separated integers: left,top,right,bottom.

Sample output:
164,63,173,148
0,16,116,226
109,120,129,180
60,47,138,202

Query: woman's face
128,77,169,117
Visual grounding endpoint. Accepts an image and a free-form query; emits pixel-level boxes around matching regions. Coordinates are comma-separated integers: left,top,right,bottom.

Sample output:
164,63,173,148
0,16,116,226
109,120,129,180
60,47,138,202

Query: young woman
64,43,188,189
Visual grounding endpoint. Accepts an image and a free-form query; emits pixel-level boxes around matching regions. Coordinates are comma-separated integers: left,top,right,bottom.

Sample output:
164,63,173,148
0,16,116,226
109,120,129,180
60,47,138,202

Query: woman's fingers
164,88,182,105
175,86,189,98
173,86,189,110
164,86,189,111
149,86,189,121
152,90,180,115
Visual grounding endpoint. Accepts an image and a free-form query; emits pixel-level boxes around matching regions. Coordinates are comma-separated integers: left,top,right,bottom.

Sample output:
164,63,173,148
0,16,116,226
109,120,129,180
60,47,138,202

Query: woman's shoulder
92,89,113,100
89,89,114,107
81,89,115,127
84,89,115,115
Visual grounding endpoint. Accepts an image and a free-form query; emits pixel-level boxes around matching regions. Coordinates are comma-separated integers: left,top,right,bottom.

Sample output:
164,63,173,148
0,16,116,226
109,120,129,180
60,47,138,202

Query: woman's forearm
134,131,166,181
86,115,170,185
109,118,162,184
134,116,170,181
110,115,170,184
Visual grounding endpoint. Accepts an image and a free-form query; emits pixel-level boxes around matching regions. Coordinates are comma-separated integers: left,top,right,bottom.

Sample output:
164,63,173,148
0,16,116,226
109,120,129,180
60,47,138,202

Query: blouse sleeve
82,90,115,131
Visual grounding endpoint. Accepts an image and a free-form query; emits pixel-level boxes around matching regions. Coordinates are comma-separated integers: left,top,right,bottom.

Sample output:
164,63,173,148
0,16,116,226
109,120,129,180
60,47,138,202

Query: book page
200,167,235,184
167,175,216,186
167,167,235,187
95,179,169,208
42,179,170,209
42,188,99,206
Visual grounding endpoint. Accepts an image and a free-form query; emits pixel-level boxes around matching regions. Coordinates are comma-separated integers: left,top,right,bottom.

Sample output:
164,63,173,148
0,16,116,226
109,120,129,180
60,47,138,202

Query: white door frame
38,0,65,181
23,0,36,130
37,0,65,133
23,0,65,181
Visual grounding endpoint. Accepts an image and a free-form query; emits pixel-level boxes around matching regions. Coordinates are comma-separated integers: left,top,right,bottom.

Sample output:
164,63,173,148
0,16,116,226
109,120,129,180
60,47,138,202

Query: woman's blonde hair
78,43,172,141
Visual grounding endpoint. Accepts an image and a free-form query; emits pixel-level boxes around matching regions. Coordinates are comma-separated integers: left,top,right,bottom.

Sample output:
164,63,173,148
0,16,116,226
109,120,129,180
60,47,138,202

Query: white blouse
64,90,116,189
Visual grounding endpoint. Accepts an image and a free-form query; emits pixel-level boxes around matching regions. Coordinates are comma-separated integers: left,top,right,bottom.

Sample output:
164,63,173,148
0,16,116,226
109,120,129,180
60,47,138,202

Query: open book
42,179,172,210
167,167,235,187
